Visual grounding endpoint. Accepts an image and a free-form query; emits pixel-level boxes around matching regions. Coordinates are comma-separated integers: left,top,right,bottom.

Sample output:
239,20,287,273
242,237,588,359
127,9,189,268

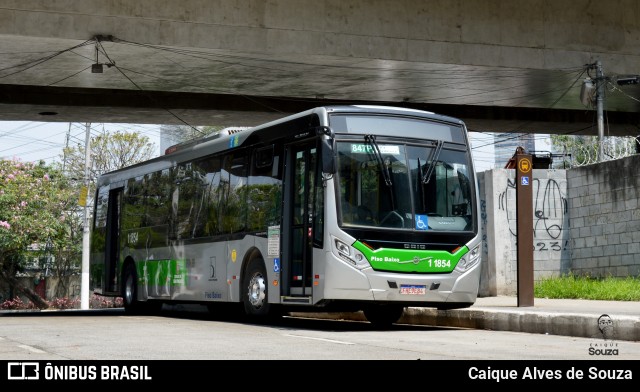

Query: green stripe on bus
352,242,467,273
135,259,187,286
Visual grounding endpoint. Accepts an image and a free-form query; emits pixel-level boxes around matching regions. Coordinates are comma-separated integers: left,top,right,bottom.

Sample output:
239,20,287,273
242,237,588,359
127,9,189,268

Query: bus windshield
337,140,473,231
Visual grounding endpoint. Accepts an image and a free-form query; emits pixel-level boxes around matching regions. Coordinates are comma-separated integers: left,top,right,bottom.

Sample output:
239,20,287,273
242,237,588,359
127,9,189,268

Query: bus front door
104,188,122,294
282,142,317,299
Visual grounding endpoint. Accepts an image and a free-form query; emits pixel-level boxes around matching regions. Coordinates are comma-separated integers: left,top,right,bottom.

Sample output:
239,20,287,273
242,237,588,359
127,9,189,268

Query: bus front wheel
242,259,271,318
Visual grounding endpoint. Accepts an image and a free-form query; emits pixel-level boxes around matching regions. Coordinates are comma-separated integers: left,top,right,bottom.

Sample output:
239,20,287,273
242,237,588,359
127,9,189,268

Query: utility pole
62,122,72,172
80,122,91,310
595,61,605,162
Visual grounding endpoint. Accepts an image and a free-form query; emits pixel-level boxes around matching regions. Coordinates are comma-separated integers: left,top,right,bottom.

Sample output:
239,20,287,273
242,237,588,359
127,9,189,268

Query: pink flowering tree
0,159,77,309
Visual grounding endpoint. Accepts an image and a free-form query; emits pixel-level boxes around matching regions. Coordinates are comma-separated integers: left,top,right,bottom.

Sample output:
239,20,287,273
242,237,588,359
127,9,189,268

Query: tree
62,130,157,195
0,159,76,308
51,197,83,299
60,130,158,297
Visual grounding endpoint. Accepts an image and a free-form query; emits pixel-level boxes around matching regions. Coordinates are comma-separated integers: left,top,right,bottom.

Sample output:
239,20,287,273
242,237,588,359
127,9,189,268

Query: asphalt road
1,306,639,361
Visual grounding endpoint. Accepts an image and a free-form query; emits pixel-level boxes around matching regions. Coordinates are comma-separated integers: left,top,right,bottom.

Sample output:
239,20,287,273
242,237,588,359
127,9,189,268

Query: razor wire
566,136,640,167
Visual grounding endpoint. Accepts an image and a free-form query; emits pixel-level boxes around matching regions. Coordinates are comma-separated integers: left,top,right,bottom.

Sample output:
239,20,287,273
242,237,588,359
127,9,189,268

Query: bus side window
195,156,221,237
146,169,172,227
123,176,146,230
189,161,212,238
174,163,202,239
249,146,282,231
220,152,249,234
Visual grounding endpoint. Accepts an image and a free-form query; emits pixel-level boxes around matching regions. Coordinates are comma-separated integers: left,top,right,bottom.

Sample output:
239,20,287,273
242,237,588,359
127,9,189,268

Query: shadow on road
2,303,449,332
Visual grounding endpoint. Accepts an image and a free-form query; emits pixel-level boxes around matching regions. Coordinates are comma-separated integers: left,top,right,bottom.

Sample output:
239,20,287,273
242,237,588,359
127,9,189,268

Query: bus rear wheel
122,263,140,314
363,305,404,327
242,258,271,318
123,263,161,315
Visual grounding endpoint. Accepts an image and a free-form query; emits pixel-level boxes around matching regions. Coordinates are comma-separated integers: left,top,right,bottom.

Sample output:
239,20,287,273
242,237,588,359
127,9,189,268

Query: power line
95,37,206,136
0,39,94,80
1,121,164,165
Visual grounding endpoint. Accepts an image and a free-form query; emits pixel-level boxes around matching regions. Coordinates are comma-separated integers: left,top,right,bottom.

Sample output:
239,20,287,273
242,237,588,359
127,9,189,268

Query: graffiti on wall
498,177,569,252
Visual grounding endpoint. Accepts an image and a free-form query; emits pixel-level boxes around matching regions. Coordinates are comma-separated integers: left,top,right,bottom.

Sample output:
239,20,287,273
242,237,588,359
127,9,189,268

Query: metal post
516,152,534,307
80,122,91,310
596,61,605,162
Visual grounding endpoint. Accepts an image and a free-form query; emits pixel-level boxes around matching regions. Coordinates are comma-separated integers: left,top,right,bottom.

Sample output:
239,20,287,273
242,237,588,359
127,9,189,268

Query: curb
290,307,640,342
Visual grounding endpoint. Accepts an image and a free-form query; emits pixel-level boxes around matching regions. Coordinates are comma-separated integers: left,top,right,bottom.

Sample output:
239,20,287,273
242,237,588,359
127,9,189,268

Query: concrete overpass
1,0,639,135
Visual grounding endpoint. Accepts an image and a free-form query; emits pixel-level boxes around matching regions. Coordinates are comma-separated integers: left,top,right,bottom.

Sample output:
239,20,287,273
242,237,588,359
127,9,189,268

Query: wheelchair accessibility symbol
273,258,280,273
521,176,530,186
415,215,428,230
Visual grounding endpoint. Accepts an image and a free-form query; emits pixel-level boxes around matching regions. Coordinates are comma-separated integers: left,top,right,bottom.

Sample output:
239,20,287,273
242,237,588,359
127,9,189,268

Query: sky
0,121,163,165
0,120,551,172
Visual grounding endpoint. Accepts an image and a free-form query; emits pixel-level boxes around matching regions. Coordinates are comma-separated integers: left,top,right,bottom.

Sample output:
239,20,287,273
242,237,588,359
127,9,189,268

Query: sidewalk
291,296,640,341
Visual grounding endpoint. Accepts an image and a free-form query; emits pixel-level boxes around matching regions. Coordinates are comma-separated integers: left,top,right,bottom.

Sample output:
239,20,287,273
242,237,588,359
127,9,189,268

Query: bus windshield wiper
417,157,426,211
365,134,392,187
422,140,443,184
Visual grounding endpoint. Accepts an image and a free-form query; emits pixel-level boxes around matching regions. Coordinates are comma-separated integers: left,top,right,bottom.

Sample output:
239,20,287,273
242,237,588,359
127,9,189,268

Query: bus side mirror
321,138,336,174
316,126,336,175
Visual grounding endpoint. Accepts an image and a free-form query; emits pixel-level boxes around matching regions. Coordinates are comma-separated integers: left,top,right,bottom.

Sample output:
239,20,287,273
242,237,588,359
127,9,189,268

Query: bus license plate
400,285,426,295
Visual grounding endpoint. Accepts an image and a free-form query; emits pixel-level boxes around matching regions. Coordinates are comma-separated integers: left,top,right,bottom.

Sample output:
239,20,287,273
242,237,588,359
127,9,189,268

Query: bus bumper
366,262,481,304
323,251,481,305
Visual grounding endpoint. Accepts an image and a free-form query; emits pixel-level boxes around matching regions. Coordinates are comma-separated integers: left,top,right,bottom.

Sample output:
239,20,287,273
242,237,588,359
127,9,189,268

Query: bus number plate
400,285,426,295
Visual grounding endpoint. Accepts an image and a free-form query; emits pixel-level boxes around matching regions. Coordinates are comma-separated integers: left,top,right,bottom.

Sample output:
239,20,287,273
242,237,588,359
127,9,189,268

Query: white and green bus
90,105,481,325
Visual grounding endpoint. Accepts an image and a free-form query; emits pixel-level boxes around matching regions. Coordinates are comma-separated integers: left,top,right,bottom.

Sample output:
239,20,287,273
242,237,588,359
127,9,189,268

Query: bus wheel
363,305,404,328
242,259,271,317
122,263,140,314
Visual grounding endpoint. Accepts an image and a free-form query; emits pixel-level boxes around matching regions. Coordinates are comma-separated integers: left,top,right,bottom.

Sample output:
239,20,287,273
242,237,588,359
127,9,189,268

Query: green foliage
0,159,76,269
535,274,640,301
0,159,79,308
62,130,156,196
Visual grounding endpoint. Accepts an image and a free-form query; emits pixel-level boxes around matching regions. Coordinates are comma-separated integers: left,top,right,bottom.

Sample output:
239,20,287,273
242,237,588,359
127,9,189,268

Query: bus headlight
455,245,480,272
332,236,370,270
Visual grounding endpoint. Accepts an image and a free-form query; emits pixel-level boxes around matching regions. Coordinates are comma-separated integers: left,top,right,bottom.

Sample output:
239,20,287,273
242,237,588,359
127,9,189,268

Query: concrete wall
479,155,640,295
1,0,639,74
567,155,640,277
479,168,571,296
